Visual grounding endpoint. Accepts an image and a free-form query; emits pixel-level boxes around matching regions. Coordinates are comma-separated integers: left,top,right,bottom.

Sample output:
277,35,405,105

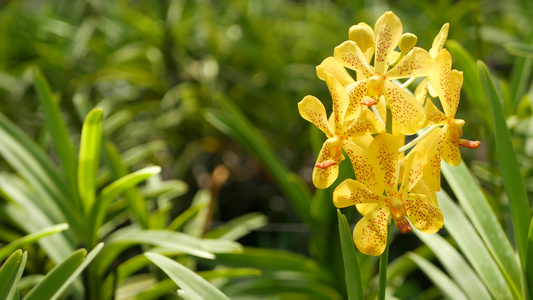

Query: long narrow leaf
0,250,27,300
337,210,363,300
0,113,82,236
33,69,78,204
407,252,468,300
0,224,69,261
438,190,515,299
89,166,161,245
508,29,533,113
78,108,104,213
479,61,530,268
441,162,521,293
24,243,103,300
145,252,231,300
0,173,75,262
414,230,491,299
527,217,533,299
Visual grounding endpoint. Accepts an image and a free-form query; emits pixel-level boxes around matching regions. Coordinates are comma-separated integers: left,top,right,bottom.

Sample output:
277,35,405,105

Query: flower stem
398,125,439,153
378,227,390,300
385,105,393,134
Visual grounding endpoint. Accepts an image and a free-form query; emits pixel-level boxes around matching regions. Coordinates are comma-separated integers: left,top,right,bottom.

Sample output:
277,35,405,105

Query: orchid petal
316,57,355,86
428,49,453,116
342,139,383,195
353,202,390,256
446,70,464,118
368,133,400,195
298,95,334,138
333,179,385,208
374,11,403,75
312,138,342,189
400,147,425,194
429,23,449,58
344,80,367,120
405,193,444,234
442,133,462,166
385,47,434,80
384,81,424,135
415,77,428,105
424,99,448,126
334,40,374,78
422,126,447,191
325,72,350,134
409,177,438,206
356,203,378,217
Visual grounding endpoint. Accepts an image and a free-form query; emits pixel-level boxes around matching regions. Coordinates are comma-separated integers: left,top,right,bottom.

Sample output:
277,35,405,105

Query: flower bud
349,23,374,54
399,33,418,53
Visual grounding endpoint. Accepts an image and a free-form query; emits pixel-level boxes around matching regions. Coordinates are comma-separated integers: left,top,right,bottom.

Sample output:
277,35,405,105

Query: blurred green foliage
0,0,532,299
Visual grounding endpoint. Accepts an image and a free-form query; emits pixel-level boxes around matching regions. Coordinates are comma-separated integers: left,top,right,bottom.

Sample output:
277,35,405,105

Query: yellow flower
333,11,435,135
298,72,382,189
418,68,481,191
333,133,443,256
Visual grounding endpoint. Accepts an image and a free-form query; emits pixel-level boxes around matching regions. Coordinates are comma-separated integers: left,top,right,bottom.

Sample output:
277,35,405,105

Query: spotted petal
409,177,438,206
405,193,444,234
333,179,385,208
384,81,424,135
325,72,351,134
442,133,462,166
415,78,429,105
334,40,374,78
344,80,367,121
424,99,448,126
316,57,355,86
422,126,447,191
312,138,342,189
428,49,454,116
353,202,390,256
385,47,434,80
368,133,401,196
298,95,334,138
400,147,425,194
343,139,383,195
374,11,403,75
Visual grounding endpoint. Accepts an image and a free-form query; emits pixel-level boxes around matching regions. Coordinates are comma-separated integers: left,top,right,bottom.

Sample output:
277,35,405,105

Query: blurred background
0,0,532,298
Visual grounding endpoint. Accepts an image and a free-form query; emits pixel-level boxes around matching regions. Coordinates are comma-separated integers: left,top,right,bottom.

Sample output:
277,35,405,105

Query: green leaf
527,217,533,300
438,189,515,299
24,243,103,300
0,250,27,300
508,29,533,113
505,42,533,58
78,107,104,213
90,166,161,245
414,230,491,299
204,213,267,241
0,113,82,235
337,210,363,300
407,252,468,300
105,228,241,260
478,61,530,269
441,162,521,294
145,252,231,300
32,69,78,203
0,224,69,261
0,173,75,263
204,94,312,224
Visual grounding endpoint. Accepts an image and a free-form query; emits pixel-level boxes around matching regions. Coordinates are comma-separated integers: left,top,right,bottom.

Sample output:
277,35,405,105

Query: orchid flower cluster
298,11,480,256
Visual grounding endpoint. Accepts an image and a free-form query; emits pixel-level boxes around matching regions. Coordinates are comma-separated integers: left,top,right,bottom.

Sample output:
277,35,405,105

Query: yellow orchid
333,133,443,256
418,68,481,191
333,11,435,135
298,72,382,189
